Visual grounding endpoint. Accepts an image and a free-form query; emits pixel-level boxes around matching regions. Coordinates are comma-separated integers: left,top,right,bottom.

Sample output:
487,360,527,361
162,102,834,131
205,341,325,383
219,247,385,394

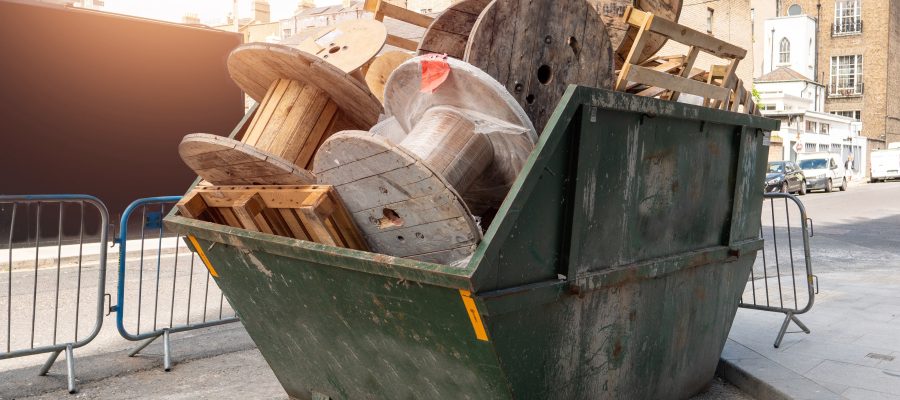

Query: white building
761,14,817,80
756,66,866,177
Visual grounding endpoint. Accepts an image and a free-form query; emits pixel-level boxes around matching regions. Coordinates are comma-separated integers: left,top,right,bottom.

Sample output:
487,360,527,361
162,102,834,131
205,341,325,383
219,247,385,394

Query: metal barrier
739,192,818,348
113,196,237,371
0,195,110,393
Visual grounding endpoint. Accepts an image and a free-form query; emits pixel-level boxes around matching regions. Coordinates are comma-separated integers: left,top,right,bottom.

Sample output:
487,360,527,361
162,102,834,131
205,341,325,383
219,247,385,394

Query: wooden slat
377,1,434,27
181,186,367,250
625,8,746,60
615,8,654,91
176,191,208,219
385,35,419,51
669,46,700,101
626,65,730,101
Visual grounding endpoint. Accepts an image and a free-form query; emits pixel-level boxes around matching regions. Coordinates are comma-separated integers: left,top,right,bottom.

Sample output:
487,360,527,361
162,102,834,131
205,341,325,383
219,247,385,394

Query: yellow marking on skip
188,235,219,278
459,290,489,341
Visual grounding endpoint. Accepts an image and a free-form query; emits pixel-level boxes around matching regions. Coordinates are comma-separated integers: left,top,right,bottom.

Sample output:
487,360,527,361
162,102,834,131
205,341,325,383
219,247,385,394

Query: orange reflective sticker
188,235,219,278
459,289,489,341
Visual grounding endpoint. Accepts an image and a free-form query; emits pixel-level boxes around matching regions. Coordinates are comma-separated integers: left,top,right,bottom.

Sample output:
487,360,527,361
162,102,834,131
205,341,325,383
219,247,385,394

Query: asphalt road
791,180,900,272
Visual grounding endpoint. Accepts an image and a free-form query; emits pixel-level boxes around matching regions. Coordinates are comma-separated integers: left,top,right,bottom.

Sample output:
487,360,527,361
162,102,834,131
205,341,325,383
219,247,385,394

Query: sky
102,0,343,24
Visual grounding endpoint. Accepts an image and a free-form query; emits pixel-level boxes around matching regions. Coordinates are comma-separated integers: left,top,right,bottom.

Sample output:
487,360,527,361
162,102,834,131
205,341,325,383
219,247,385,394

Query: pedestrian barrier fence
0,195,110,393
739,192,818,348
113,196,237,371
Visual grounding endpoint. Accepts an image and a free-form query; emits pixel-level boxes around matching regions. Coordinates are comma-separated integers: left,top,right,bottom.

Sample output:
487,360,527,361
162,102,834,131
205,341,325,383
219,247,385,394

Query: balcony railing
833,19,863,36
829,82,864,97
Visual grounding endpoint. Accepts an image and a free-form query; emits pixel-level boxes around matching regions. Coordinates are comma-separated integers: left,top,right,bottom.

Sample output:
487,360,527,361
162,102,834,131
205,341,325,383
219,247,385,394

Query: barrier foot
128,334,161,357
38,349,62,376
163,329,172,372
774,312,810,348
65,344,77,394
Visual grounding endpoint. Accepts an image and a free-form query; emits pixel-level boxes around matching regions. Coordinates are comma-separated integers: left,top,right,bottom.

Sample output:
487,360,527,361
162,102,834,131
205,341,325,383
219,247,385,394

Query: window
707,8,714,34
779,38,791,64
821,123,830,135
834,0,861,35
283,28,292,38
806,121,817,132
831,110,861,120
830,55,863,96
788,4,802,15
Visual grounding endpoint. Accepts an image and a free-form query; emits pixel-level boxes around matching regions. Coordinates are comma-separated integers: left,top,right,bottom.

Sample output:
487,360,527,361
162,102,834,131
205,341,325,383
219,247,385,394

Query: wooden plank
385,35,419,51
669,46,699,101
615,9,654,91
296,194,340,247
176,191,208,219
378,1,434,27
626,65,730,101
418,0,490,59
626,7,746,59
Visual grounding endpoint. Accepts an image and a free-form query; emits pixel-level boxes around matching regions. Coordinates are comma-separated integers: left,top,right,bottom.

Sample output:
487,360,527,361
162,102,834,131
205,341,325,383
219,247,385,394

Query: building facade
777,0,900,152
656,0,755,86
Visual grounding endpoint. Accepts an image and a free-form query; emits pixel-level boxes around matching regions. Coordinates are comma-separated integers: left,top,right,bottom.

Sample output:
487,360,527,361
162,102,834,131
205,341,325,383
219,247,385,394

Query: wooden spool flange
314,57,535,265
295,19,387,77
417,0,492,59
464,0,616,133
179,43,383,185
364,51,413,104
593,0,683,67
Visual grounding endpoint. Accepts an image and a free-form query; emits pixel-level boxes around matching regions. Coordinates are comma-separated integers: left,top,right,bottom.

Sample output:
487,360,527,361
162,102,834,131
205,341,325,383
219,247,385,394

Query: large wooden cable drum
314,56,536,264
178,43,383,186
464,0,616,133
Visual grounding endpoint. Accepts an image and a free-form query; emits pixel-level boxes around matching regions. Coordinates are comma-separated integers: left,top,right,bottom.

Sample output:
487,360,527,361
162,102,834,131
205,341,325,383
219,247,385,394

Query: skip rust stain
612,340,623,358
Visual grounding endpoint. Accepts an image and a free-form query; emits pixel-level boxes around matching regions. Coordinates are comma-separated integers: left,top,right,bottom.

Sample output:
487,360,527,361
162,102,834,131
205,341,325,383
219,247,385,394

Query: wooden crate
177,185,368,251
615,6,759,115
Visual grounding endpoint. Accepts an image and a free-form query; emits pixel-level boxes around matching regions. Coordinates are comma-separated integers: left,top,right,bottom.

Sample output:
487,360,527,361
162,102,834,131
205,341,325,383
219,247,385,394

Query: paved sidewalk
721,269,900,400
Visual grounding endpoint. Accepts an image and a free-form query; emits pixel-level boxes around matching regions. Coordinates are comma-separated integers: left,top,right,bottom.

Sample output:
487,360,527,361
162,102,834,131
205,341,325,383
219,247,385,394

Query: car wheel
799,180,807,195
825,178,833,193
840,178,848,191
781,182,789,193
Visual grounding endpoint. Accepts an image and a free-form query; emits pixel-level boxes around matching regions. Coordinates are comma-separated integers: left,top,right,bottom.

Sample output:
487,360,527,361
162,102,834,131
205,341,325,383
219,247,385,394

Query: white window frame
834,0,862,35
779,38,791,64
830,55,863,96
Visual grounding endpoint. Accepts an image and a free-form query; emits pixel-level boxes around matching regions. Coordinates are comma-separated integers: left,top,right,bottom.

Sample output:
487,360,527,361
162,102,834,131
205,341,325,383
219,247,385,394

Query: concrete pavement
722,180,900,399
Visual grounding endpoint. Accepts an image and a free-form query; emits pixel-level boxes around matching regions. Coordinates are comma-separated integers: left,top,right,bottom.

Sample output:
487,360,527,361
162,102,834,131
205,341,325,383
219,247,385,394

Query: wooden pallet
176,185,368,251
364,0,433,51
615,7,758,114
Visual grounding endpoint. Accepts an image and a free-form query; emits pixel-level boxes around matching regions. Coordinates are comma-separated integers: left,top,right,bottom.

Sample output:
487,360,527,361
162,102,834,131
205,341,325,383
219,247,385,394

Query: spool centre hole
379,208,404,228
526,94,536,104
329,46,341,54
537,65,552,85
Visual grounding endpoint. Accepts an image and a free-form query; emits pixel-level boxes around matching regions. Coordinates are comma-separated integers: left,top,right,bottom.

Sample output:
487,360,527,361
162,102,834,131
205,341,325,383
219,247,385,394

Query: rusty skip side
165,86,778,400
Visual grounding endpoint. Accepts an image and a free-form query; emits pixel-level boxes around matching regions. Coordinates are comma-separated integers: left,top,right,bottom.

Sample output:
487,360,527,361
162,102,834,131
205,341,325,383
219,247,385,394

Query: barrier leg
774,312,793,348
163,329,172,372
791,314,811,334
65,344,77,394
128,334,161,357
38,349,62,376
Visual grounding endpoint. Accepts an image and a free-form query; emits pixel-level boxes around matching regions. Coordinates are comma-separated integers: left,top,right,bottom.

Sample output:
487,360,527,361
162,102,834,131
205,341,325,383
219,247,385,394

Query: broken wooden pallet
364,0,433,51
615,6,756,114
176,185,367,251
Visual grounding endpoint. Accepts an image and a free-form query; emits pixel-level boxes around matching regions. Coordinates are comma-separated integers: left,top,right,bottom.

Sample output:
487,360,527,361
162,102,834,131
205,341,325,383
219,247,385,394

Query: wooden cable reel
463,0,616,133
179,41,383,185
295,19,388,79
593,0,683,67
364,51,413,104
313,57,536,265
418,0,681,67
417,0,492,59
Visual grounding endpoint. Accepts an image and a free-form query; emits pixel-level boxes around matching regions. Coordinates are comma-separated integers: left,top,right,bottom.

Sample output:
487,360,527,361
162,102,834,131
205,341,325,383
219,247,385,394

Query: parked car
797,152,847,192
765,161,806,194
871,147,900,183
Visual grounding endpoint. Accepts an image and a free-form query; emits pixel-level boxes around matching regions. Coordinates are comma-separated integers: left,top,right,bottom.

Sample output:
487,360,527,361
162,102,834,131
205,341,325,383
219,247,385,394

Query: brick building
777,0,900,150
657,0,755,87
